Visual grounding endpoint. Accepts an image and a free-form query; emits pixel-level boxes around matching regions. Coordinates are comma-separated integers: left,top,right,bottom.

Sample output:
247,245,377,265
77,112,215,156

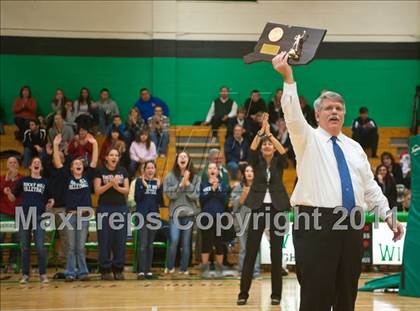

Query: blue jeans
65,214,89,277
19,216,46,275
227,161,240,179
238,230,260,275
137,220,158,273
150,131,169,155
97,205,128,273
166,217,193,272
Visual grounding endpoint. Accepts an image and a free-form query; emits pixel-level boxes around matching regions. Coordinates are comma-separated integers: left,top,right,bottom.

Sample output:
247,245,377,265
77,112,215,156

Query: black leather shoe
271,298,280,305
237,298,247,305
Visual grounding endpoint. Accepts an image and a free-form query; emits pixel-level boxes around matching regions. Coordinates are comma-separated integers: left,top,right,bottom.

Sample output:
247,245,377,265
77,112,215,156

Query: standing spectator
352,107,379,158
128,161,163,280
62,99,77,130
129,130,157,177
231,165,260,278
299,96,317,128
6,157,54,284
74,87,96,131
375,164,398,208
52,133,98,282
0,156,22,273
94,148,130,281
46,89,67,128
67,126,93,162
135,88,169,122
148,106,170,157
48,113,74,152
12,86,37,141
96,88,119,134
224,125,249,179
268,89,284,127
125,107,147,144
381,151,404,184
199,163,228,278
22,119,47,168
203,86,238,141
243,90,266,122
226,107,251,141
164,152,201,275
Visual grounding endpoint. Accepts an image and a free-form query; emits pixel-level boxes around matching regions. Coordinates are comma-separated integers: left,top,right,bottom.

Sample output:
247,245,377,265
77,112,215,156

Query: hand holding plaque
244,23,326,65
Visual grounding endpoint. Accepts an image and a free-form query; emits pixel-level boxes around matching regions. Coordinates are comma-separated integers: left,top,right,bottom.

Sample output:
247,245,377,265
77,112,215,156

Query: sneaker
164,268,175,274
137,272,145,280
101,273,114,281
271,298,281,305
145,272,154,280
178,270,189,276
79,275,90,281
19,275,29,284
65,276,75,282
114,272,125,281
201,264,210,279
237,298,247,306
40,274,49,284
215,263,224,278
281,267,289,276
253,273,262,279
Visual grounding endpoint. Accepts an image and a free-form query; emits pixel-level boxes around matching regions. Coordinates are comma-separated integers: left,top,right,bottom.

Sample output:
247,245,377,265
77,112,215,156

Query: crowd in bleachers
0,84,412,283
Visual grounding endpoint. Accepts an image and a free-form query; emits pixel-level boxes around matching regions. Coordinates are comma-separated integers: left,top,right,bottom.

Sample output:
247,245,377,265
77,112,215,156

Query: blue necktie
331,136,355,212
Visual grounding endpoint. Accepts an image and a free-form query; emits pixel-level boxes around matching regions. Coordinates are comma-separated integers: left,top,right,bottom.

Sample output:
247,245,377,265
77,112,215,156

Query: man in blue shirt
134,88,169,122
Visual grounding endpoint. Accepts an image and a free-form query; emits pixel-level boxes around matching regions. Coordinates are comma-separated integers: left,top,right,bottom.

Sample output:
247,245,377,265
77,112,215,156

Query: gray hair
313,91,346,113
208,148,221,157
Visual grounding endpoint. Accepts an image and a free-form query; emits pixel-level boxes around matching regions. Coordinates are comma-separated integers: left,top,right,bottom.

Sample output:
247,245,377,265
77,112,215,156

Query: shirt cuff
282,82,297,94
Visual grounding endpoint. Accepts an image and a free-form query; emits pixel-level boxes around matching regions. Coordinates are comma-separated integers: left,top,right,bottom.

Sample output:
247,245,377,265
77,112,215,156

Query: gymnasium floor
1,272,419,311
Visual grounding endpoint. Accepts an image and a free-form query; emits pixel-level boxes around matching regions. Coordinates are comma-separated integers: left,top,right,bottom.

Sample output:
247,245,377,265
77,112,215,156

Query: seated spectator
248,111,275,139
203,86,238,141
74,87,96,131
125,107,147,144
67,126,93,163
106,114,127,139
226,107,251,141
200,148,229,185
243,90,266,123
224,125,249,179
99,126,127,166
352,107,379,158
148,106,170,157
12,86,37,141
381,151,404,184
45,88,67,128
300,95,316,128
48,112,75,152
129,130,157,177
135,88,169,122
375,164,397,208
268,88,284,127
22,119,47,168
62,99,77,130
96,88,119,134
274,118,295,166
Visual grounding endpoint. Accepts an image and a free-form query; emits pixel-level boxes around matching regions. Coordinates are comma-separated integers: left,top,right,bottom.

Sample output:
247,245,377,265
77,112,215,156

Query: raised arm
86,134,99,168
272,52,313,156
52,134,64,169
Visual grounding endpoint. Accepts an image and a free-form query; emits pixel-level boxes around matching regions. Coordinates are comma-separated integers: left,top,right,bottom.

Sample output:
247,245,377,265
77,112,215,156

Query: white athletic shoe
164,268,175,274
19,275,29,284
40,274,49,284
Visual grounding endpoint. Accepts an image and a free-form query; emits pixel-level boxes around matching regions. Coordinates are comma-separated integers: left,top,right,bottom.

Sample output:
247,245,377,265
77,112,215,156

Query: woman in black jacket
237,113,290,306
375,164,397,209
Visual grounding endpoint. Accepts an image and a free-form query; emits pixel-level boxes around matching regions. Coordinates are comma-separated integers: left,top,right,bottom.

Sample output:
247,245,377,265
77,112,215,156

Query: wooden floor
1,272,419,311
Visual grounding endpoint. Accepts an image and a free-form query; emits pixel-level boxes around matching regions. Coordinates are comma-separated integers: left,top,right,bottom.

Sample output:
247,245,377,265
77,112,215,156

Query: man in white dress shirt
272,52,404,311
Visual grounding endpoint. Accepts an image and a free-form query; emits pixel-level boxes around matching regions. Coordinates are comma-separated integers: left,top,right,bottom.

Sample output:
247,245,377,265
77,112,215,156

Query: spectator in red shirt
67,126,93,163
12,86,37,141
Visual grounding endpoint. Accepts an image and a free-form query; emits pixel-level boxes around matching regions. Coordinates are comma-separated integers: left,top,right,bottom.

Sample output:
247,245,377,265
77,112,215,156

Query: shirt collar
317,126,345,143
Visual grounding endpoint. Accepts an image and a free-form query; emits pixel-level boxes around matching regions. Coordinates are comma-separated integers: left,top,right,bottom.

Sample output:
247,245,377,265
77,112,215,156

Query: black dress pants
239,205,286,300
293,206,363,311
